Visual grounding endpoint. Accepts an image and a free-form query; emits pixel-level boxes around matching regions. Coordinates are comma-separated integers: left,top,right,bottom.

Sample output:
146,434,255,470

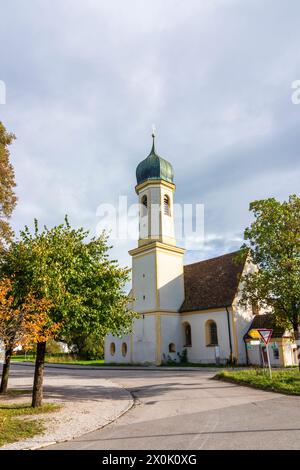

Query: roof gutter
225,306,233,363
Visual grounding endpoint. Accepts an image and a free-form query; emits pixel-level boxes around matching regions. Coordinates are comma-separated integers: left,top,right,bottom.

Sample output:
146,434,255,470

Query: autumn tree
1,218,135,407
0,277,57,393
0,122,17,251
239,195,300,369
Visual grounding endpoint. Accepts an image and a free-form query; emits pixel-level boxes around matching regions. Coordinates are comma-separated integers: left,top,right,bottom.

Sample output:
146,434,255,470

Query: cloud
0,0,299,272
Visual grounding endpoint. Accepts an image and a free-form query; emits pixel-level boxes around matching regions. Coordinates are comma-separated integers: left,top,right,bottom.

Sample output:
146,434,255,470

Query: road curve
12,364,300,450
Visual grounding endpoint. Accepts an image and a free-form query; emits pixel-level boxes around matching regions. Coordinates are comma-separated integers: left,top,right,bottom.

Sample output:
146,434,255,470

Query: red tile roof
180,250,246,312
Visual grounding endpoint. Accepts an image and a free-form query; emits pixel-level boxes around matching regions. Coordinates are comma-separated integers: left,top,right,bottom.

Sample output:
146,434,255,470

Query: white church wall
104,334,131,364
160,315,182,363
105,315,157,364
159,185,175,243
234,259,259,364
234,304,254,364
157,250,184,311
148,185,161,240
132,315,156,363
181,311,232,364
132,252,157,312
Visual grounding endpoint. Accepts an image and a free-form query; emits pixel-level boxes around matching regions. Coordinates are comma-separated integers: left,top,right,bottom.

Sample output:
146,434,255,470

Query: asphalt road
10,364,300,450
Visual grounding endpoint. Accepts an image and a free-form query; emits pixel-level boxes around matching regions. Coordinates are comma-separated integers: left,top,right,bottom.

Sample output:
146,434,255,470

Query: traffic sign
250,340,260,345
258,329,273,345
248,329,261,339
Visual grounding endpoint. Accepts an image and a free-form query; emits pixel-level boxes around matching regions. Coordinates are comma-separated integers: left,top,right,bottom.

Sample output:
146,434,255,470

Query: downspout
226,306,233,364
243,333,249,366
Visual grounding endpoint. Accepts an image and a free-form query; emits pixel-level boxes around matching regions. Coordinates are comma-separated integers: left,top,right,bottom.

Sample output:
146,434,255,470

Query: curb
34,393,135,450
213,374,300,397
1,377,135,451
12,362,222,372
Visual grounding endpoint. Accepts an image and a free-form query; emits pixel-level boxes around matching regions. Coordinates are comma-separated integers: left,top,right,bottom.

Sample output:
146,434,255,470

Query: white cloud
0,0,299,269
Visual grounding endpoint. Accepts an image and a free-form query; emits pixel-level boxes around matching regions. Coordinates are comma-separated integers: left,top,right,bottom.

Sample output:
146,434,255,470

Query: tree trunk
294,329,300,372
0,346,13,394
31,341,46,408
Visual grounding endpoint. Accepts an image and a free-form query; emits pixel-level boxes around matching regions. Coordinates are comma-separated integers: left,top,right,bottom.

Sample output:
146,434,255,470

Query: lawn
11,354,105,366
12,355,244,368
215,368,300,395
0,402,60,447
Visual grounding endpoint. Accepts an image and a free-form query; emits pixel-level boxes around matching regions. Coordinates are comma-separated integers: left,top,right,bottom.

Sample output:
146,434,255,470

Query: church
104,136,298,367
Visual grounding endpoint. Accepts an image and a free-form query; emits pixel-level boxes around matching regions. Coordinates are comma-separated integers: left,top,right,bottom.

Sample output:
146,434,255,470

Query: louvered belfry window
164,194,170,215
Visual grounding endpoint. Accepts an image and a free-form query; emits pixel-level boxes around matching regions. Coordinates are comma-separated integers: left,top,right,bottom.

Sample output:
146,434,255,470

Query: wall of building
180,311,233,364
104,333,131,364
282,339,298,366
233,259,260,364
160,314,182,363
159,185,175,244
105,315,157,364
132,251,157,312
246,338,297,367
157,250,184,312
132,315,157,363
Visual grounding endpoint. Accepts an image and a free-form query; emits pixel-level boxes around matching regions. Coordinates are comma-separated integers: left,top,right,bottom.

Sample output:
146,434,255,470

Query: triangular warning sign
258,329,273,344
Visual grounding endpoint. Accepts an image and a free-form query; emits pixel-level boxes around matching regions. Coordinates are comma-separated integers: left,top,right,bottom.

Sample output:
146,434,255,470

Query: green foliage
46,339,64,355
239,195,300,333
178,348,188,364
70,332,104,360
0,122,17,251
0,217,136,340
216,369,300,395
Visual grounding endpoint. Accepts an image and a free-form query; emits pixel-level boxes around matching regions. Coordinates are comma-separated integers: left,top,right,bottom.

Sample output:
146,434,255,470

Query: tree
239,195,300,369
0,277,57,393
0,122,17,251
67,332,104,360
1,218,135,406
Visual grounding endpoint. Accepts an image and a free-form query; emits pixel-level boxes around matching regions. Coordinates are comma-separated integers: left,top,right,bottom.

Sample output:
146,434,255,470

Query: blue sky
1,0,300,267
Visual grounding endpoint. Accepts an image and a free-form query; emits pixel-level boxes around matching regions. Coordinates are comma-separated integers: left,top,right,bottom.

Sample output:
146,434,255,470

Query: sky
1,0,300,269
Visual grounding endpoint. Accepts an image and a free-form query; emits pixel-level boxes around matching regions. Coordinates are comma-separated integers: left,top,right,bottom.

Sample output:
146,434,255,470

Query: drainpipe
226,306,233,364
243,334,249,366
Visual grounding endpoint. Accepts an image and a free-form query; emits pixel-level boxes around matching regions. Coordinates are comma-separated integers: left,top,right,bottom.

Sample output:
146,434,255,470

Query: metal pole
260,343,265,371
266,343,272,379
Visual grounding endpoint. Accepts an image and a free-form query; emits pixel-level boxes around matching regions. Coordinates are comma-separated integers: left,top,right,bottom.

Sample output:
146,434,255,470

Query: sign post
257,329,273,378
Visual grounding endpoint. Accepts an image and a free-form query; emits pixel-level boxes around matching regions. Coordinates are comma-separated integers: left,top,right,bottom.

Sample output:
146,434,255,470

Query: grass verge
11,355,105,366
12,355,237,368
0,402,60,447
215,368,300,395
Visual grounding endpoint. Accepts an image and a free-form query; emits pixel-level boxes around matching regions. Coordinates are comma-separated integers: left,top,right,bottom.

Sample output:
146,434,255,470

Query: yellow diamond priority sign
248,329,261,339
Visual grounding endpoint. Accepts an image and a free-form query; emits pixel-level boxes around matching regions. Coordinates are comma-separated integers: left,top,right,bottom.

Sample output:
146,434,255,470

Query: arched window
169,343,176,353
163,195,171,216
122,343,127,357
141,195,148,216
206,320,218,346
183,322,192,347
110,342,116,356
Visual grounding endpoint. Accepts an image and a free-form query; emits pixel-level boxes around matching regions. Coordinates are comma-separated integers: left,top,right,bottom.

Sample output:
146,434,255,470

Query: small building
245,314,298,367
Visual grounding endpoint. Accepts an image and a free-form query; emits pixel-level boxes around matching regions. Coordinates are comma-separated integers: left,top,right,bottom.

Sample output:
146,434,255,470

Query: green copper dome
136,135,174,185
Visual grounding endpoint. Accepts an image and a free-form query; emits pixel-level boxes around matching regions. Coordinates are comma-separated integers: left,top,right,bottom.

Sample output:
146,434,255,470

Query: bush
178,348,188,364
46,340,65,355
68,333,104,360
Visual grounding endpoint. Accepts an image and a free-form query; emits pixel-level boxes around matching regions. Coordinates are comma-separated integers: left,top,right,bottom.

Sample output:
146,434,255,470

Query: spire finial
152,123,156,139
151,124,156,153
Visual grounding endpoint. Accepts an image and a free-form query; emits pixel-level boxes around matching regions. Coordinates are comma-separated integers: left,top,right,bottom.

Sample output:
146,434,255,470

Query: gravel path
0,365,133,450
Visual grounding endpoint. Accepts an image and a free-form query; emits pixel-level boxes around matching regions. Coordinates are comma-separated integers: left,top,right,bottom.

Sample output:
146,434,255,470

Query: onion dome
136,134,174,185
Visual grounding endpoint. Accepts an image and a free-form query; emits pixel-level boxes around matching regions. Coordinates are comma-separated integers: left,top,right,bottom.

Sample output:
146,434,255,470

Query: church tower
129,133,185,364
